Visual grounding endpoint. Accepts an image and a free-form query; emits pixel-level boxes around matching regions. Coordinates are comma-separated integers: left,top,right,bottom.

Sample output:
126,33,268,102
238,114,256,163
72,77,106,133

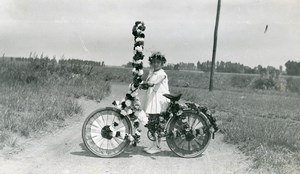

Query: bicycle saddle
163,93,182,102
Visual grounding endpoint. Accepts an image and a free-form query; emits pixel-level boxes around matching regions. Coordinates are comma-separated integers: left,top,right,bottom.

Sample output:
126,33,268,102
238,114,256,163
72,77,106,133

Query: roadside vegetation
0,57,110,149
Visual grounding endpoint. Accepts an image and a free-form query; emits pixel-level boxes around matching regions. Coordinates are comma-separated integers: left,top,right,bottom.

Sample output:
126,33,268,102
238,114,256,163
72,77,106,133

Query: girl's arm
147,74,166,86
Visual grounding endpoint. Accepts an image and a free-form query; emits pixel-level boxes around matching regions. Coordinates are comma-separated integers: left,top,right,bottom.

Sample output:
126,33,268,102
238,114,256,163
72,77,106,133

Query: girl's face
151,59,163,71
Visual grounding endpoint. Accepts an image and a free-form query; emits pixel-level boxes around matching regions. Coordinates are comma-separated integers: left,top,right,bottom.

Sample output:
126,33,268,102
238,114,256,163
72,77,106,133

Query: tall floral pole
112,21,148,146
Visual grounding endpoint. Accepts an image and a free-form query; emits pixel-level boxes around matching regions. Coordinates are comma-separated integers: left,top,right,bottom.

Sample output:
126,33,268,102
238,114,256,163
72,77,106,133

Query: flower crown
148,52,167,65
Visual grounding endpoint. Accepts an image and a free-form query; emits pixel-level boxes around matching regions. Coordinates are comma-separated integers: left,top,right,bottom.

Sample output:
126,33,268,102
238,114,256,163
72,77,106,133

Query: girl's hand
140,83,154,90
140,83,149,90
147,83,154,87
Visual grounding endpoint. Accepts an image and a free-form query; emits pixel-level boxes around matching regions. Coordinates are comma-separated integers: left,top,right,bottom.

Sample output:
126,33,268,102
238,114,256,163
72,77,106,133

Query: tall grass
171,86,300,173
0,60,111,149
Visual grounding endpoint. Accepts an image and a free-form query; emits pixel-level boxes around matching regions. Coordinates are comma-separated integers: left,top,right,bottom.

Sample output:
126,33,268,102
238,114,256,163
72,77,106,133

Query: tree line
123,59,300,76
3,57,105,67
285,61,300,76
164,60,299,76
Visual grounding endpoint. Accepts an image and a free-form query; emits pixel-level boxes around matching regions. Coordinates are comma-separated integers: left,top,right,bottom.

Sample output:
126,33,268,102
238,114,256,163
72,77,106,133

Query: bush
286,77,300,94
230,75,253,88
252,77,276,90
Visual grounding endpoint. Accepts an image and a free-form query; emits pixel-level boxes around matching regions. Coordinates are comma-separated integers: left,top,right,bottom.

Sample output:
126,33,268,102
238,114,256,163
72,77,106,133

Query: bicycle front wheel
82,107,133,158
166,111,211,158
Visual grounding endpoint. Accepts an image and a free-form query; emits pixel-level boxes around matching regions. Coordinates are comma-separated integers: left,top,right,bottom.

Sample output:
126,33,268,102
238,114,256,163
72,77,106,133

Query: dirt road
0,83,253,174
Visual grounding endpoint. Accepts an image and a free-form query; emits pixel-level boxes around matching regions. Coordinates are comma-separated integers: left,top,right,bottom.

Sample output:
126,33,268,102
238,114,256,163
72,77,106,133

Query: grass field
171,86,300,173
94,66,300,94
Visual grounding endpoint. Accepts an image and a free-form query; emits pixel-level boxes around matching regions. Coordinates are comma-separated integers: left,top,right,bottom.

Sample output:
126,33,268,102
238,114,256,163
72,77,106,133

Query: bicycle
82,85,218,158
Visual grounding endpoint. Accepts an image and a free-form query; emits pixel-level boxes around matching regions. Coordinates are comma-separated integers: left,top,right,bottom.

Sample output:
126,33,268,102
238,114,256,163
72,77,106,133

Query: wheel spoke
194,119,203,130
194,138,204,148
110,138,119,149
100,115,106,126
91,127,102,134
115,126,126,132
95,116,105,128
177,139,185,148
181,141,186,150
105,113,114,126
93,136,105,147
115,135,126,141
174,122,182,130
111,115,116,125
107,140,113,150
91,121,101,129
191,116,197,128
113,137,123,144
100,139,108,149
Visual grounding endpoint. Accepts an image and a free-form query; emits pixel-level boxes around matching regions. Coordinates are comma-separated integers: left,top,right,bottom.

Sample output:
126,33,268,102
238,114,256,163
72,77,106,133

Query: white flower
138,69,143,76
133,59,143,64
120,110,127,116
134,110,148,126
133,101,140,109
135,46,143,52
109,125,115,131
131,91,138,97
127,134,134,141
112,100,120,106
111,131,117,137
116,105,122,109
135,130,141,136
129,83,137,91
135,37,144,42
182,117,188,123
127,109,133,115
125,100,132,107
132,68,137,73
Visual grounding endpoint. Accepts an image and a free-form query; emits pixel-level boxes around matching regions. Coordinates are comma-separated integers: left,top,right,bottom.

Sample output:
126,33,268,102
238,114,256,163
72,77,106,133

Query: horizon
1,0,299,69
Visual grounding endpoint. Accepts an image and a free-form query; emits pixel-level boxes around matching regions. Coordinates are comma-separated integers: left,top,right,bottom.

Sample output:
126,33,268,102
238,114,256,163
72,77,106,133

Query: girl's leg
146,133,161,154
143,114,157,151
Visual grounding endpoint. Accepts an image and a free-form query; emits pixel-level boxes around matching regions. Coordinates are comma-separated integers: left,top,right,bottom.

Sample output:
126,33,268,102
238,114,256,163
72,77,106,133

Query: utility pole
209,0,221,91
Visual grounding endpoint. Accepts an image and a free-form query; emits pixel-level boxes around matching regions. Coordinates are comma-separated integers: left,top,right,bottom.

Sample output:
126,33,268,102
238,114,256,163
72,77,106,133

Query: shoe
145,146,161,154
143,145,154,152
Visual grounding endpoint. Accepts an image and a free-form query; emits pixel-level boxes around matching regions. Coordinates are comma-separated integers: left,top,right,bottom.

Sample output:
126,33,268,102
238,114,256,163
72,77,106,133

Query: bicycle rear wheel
166,111,211,158
82,107,133,157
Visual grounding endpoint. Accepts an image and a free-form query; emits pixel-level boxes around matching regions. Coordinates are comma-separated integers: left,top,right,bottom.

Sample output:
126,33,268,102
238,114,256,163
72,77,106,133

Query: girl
142,52,170,154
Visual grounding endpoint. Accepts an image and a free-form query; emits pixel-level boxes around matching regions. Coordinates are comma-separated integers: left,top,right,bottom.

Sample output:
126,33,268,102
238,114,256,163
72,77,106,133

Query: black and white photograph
0,0,299,174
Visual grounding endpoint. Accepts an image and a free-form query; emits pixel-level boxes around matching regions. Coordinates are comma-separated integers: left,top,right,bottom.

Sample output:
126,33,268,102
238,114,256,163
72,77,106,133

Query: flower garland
112,21,148,146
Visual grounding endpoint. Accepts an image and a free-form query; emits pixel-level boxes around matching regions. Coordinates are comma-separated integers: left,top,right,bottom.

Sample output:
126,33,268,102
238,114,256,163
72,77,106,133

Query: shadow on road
70,143,98,158
70,143,180,159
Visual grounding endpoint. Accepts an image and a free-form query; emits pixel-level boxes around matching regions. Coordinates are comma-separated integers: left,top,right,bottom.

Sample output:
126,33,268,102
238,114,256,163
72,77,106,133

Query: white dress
144,69,170,114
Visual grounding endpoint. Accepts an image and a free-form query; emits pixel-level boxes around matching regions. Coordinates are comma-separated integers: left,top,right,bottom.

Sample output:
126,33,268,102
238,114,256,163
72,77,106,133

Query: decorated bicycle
82,21,218,158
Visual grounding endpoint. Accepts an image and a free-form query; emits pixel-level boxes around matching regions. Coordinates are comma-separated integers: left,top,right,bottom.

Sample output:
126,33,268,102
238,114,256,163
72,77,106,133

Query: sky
0,0,299,68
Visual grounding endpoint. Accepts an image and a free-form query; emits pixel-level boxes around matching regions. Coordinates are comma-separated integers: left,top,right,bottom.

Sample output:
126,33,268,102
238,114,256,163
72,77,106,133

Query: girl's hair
148,52,167,65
